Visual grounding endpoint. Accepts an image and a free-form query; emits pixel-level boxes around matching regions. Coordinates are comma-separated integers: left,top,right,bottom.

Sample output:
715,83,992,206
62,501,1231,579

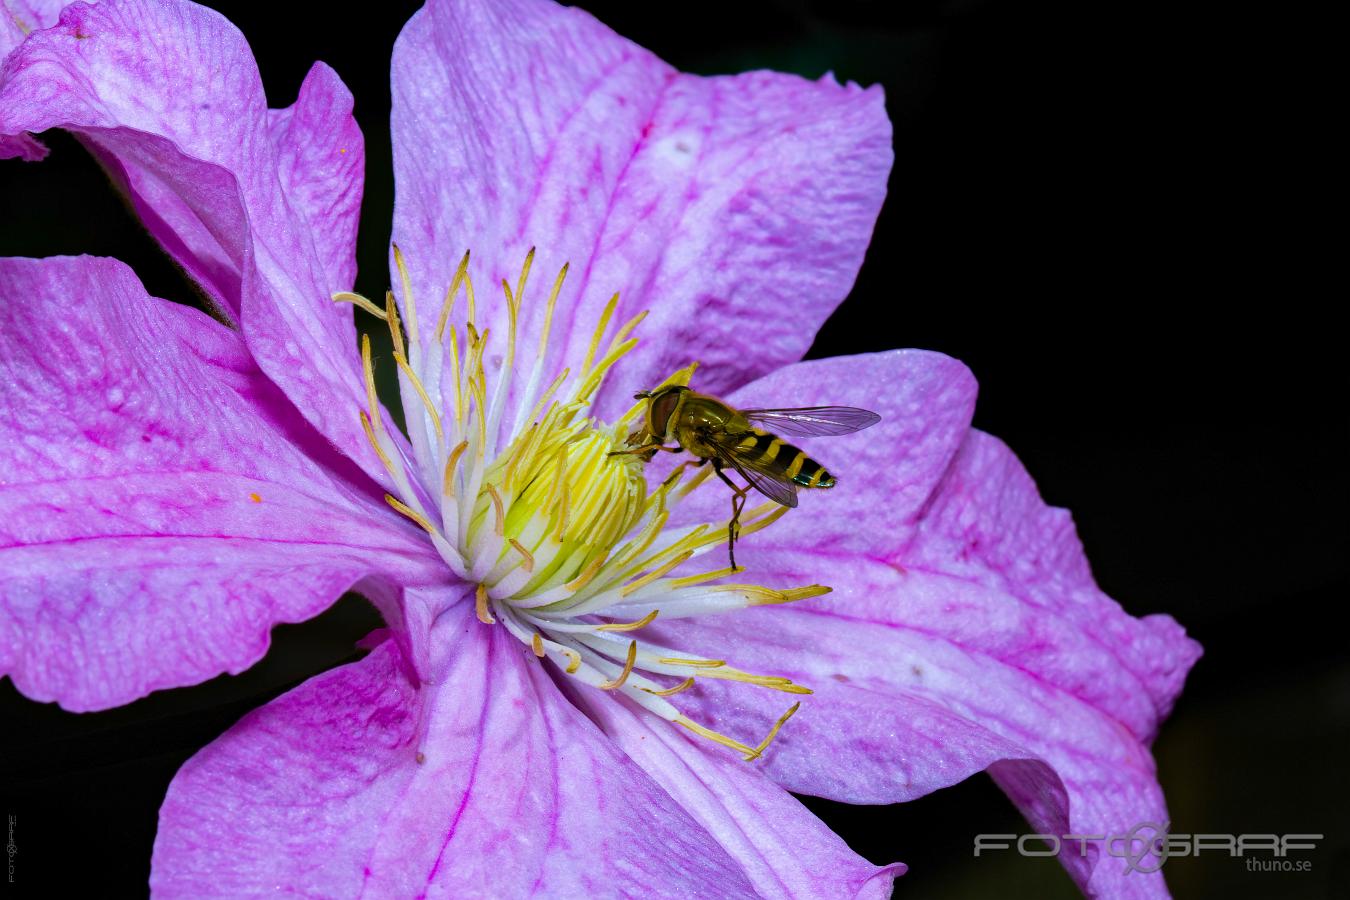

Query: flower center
334,248,828,761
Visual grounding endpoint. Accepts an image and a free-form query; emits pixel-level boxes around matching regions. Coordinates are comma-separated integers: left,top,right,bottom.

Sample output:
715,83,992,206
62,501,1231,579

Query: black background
1,1,1344,898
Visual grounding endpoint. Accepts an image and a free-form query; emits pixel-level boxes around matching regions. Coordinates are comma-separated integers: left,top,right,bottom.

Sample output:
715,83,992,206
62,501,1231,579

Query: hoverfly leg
711,460,750,569
607,442,681,458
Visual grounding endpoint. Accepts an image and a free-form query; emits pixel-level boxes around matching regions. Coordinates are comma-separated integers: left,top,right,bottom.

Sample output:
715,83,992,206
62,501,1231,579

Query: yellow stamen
509,538,535,573
580,292,618,377
599,640,638,690
621,551,694,597
384,291,405,360
514,247,534,319
386,493,436,534
392,243,419,347
393,350,443,441
641,677,696,697
564,552,609,593
694,667,813,694
739,584,832,605
531,633,545,658
669,565,745,589
553,445,569,541
331,291,388,320
537,261,568,357
563,648,582,674
443,439,470,496
464,267,477,326
360,411,397,477
435,250,470,341
658,656,726,669
523,368,571,434
596,609,660,632
475,583,495,624
674,715,762,761
750,702,803,759
486,483,506,536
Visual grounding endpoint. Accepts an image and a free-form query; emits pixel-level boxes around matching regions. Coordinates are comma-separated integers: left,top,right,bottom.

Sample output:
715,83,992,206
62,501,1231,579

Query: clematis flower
0,0,1201,897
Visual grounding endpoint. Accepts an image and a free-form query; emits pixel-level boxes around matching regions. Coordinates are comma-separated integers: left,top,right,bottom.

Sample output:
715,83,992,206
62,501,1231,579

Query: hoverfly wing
741,406,881,437
710,439,800,509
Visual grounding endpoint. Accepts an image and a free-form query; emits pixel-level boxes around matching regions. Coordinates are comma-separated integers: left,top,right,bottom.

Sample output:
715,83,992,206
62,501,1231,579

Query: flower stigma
334,248,831,761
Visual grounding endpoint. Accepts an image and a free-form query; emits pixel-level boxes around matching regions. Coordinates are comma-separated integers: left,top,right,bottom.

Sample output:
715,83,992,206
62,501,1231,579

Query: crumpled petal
0,0,68,159
0,0,68,62
0,256,443,711
0,0,387,485
390,0,892,429
152,603,760,898
654,351,1200,897
572,685,905,899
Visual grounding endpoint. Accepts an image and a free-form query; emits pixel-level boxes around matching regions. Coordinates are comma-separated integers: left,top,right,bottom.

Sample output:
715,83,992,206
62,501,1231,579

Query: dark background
2,1,1343,898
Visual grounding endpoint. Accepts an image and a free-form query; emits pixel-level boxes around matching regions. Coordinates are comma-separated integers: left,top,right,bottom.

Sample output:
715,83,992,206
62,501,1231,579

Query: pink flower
0,0,1200,896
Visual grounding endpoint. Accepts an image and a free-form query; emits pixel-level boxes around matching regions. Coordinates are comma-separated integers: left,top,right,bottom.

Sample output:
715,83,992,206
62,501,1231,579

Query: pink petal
575,687,905,898
0,0,386,485
0,256,443,711
0,0,69,59
650,351,1199,896
390,0,892,424
0,0,69,159
152,606,760,898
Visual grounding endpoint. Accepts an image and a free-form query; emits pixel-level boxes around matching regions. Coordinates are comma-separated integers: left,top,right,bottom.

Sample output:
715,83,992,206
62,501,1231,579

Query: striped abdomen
736,428,836,488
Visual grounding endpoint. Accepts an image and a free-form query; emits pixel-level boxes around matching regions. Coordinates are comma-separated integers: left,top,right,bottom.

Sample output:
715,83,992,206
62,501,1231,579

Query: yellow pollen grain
509,538,535,572
385,493,436,535
596,609,660,632
641,677,696,697
248,492,262,503
475,583,495,625
658,656,725,669
599,641,638,690
531,633,546,658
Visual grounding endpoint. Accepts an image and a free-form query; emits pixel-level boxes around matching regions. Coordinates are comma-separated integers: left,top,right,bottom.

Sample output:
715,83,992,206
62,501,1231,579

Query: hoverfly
614,385,881,567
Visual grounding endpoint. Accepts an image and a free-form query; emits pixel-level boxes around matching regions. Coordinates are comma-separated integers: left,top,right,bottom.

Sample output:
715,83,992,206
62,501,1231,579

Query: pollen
336,246,834,762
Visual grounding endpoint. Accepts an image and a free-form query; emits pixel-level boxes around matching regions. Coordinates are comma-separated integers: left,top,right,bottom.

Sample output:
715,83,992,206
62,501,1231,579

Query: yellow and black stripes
736,428,835,489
